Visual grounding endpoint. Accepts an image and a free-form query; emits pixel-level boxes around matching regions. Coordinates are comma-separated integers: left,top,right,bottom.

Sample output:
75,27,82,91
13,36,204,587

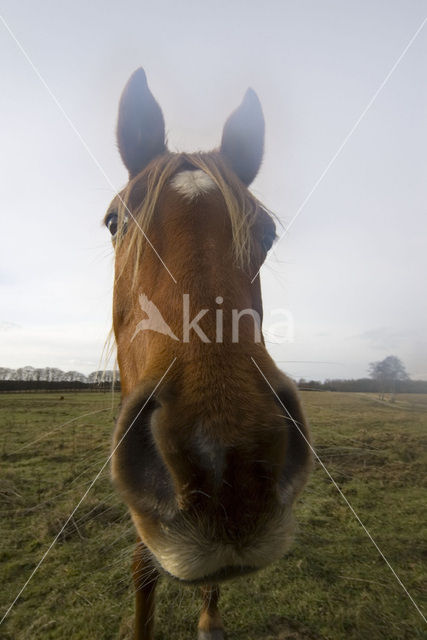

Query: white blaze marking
171,169,216,199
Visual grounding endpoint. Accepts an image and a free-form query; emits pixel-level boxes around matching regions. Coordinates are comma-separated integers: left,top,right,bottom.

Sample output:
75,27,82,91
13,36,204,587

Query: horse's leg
197,584,225,640
132,541,159,640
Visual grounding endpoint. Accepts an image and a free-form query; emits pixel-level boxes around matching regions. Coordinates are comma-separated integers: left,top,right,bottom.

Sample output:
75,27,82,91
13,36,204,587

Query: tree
368,355,409,400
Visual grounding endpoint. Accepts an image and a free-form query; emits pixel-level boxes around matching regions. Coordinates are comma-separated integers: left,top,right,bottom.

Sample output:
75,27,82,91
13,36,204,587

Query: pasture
1,390,426,639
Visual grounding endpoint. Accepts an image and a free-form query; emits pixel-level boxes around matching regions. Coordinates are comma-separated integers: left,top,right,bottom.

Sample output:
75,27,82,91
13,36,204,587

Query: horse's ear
117,68,166,178
220,88,265,185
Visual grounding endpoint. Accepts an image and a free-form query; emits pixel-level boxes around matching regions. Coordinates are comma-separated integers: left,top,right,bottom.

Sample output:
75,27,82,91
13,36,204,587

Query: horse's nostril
112,388,176,518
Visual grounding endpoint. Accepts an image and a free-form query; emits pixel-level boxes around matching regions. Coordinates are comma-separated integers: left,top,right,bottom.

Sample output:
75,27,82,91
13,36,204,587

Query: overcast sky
1,1,426,381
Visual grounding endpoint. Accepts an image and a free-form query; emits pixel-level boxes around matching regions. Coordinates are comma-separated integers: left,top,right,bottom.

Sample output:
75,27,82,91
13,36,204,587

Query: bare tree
368,355,409,401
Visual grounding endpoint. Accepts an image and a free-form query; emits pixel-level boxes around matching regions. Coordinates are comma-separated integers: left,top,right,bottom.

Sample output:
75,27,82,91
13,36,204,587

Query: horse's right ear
117,68,166,178
220,88,265,186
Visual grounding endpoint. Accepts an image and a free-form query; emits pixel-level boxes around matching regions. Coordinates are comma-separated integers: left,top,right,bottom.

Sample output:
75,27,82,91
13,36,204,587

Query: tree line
1,356,425,395
0,366,120,391
298,356,427,395
297,377,427,393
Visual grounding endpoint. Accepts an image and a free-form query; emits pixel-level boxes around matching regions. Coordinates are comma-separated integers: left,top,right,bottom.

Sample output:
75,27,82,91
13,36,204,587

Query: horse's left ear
220,88,265,185
117,68,167,178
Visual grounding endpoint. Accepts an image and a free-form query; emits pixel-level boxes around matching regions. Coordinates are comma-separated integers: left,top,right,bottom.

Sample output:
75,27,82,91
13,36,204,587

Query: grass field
1,390,426,639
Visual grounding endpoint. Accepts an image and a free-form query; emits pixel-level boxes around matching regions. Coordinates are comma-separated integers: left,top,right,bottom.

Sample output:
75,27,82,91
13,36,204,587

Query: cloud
0,321,21,331
0,322,113,374
357,327,409,351
355,327,427,380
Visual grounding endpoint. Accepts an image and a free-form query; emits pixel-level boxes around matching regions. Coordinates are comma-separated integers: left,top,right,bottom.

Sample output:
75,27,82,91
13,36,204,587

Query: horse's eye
105,211,119,236
263,229,277,252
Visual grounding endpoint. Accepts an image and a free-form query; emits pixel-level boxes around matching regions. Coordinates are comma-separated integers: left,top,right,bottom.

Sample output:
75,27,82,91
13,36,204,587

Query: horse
105,68,312,640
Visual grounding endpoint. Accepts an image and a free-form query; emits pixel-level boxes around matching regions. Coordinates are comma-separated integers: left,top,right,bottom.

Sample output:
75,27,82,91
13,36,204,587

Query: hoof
197,630,225,640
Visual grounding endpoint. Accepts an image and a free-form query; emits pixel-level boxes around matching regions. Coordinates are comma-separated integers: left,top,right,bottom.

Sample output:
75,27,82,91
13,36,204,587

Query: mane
113,151,271,288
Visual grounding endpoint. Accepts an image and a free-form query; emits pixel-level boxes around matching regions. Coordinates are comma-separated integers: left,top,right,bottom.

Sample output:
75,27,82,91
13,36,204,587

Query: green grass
1,391,426,639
